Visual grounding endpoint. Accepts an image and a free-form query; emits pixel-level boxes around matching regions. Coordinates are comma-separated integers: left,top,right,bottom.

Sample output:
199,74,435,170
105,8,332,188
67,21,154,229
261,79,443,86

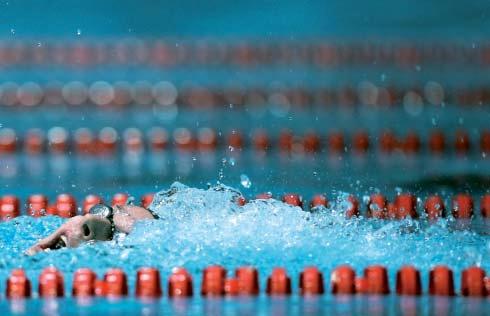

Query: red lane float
3,127,490,155
74,128,95,154
104,268,128,297
168,268,193,297
299,266,324,295
140,193,154,208
394,194,418,219
331,265,356,295
396,266,421,295
83,194,103,214
364,265,390,295
429,130,446,154
282,193,303,208
72,268,96,297
461,266,487,297
24,129,45,154
0,128,17,154
136,267,162,298
480,194,490,218
201,265,226,296
224,278,240,296
429,266,455,296
56,193,77,218
367,194,387,219
310,194,328,209
38,267,64,298
424,195,445,219
352,130,369,154
452,194,473,219
6,269,31,299
3,265,490,299
236,266,259,296
0,195,20,220
112,193,129,206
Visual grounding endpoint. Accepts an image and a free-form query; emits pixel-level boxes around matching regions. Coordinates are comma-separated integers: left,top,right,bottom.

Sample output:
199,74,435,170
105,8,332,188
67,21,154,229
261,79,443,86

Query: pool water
0,183,488,292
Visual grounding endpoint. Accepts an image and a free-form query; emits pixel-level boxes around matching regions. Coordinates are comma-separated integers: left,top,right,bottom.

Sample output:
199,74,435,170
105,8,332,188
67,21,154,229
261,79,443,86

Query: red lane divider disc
429,266,455,296
355,277,368,294
104,268,128,297
396,266,422,295
197,127,218,151
0,195,20,220
136,267,162,298
461,266,487,297
24,128,45,154
235,196,247,206
429,130,446,154
331,265,356,295
256,193,273,200
112,193,129,206
266,267,292,296
480,194,490,218
148,127,168,151
352,130,369,154
364,265,390,295
98,127,118,153
379,130,397,154
83,194,103,214
452,194,473,219
480,130,490,154
345,195,360,218
168,267,193,297
424,195,446,219
304,132,321,153
299,266,324,295
310,194,328,209
201,265,226,296
140,193,155,208
394,194,418,219
224,278,240,296
123,128,144,153
94,279,107,297
72,268,96,297
278,130,293,152
74,128,95,154
47,127,69,154
454,130,471,155
27,194,48,217
367,194,387,219
328,131,345,154
0,128,17,154
282,193,303,208
38,267,64,298
173,128,195,151
56,193,77,218
236,266,259,296
227,131,244,150
253,130,269,152
402,132,421,154
6,269,31,299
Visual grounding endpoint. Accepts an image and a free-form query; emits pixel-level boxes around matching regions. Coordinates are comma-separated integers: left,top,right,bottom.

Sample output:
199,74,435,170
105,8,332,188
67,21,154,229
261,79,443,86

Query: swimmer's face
55,215,113,248
26,215,112,255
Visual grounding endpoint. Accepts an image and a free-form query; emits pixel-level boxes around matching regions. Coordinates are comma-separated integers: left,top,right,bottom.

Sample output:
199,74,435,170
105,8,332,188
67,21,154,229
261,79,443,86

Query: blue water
0,183,488,299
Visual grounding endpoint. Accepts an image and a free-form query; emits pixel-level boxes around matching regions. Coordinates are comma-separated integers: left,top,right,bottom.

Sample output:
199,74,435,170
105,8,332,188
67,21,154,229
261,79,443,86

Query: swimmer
25,204,157,256
25,183,244,256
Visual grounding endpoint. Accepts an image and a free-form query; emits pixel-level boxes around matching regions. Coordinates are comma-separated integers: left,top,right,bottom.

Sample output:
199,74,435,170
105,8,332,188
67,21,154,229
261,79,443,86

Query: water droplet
240,174,252,188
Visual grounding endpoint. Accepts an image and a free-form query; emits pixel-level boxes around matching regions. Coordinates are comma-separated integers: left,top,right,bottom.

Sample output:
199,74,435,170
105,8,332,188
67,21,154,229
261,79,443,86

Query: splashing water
0,182,488,292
